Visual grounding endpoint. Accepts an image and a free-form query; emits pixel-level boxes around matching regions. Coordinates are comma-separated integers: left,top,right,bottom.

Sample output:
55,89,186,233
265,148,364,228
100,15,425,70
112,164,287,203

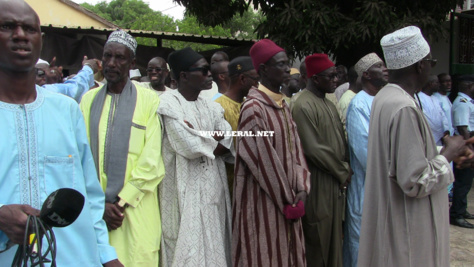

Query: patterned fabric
0,87,117,265
354,53,383,77
106,30,137,54
381,26,430,70
233,88,310,267
158,89,233,267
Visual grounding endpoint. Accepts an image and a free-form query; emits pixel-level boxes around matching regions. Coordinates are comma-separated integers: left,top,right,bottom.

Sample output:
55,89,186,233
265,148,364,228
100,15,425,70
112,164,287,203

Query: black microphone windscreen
40,188,85,227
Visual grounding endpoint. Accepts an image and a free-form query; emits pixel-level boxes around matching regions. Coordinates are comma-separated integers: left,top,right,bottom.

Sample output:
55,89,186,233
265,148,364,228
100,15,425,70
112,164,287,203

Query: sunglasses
187,66,210,76
146,67,167,72
36,68,45,77
422,58,437,67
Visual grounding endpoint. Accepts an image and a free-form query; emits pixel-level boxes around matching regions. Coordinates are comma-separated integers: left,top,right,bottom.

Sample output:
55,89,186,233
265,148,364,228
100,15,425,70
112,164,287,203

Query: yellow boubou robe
80,84,165,267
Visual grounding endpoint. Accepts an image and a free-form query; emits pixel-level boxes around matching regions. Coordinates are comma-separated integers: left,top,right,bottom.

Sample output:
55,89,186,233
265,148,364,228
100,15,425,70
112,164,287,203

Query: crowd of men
0,1,473,267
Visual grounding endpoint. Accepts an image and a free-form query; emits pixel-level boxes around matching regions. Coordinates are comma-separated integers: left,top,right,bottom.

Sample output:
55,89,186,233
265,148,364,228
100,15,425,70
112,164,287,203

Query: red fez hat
249,39,285,71
305,53,335,78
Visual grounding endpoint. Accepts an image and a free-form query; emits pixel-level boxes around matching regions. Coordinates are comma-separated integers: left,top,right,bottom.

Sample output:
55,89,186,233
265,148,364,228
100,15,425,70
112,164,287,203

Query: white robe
158,89,233,267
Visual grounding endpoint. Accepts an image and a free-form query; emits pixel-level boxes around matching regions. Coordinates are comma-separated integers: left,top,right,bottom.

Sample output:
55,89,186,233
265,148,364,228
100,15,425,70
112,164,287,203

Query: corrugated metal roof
40,25,256,47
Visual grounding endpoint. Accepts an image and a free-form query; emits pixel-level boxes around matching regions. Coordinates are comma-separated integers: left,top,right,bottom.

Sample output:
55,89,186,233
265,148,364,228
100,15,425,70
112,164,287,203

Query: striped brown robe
232,88,311,267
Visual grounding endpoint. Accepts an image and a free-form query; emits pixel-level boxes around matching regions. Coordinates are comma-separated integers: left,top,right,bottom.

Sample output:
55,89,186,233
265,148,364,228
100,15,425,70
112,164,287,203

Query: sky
73,0,186,20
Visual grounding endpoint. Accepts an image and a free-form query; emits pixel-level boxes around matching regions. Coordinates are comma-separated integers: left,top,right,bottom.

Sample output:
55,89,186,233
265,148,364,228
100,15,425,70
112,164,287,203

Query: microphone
11,188,85,267
40,188,85,227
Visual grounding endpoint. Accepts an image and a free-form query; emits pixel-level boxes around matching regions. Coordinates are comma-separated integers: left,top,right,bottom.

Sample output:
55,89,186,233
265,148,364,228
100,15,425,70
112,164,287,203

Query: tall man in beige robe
358,26,469,267
291,53,351,267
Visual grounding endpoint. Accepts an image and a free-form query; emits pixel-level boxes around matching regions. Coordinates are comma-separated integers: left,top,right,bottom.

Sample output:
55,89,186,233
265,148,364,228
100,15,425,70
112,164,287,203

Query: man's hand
184,120,194,129
453,136,474,168
82,56,101,74
293,191,307,206
103,203,124,231
0,205,40,244
340,168,353,190
441,135,471,163
103,259,124,267
210,130,225,141
46,57,63,84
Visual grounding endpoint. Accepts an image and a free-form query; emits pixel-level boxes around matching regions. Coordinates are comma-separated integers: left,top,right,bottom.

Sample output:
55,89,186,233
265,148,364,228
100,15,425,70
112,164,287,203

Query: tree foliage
175,0,463,66
80,0,261,51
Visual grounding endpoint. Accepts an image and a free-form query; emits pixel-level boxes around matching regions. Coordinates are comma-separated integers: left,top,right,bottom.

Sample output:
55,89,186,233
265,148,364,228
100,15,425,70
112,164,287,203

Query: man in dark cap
0,1,121,266
215,56,258,197
233,39,310,267
291,53,350,267
158,47,233,267
80,30,164,266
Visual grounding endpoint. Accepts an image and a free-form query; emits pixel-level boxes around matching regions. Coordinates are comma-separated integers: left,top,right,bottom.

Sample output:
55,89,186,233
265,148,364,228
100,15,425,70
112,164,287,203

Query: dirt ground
450,184,474,267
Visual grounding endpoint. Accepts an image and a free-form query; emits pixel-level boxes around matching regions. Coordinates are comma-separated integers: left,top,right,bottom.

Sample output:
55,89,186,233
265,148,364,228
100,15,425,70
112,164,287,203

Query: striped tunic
232,88,310,267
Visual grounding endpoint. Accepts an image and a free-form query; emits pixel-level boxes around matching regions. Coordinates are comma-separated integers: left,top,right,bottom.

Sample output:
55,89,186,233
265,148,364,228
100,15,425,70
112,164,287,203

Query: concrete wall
25,0,111,28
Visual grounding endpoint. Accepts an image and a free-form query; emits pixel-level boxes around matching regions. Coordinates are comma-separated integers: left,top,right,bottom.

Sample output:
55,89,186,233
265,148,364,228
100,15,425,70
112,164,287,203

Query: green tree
175,0,463,66
80,0,261,51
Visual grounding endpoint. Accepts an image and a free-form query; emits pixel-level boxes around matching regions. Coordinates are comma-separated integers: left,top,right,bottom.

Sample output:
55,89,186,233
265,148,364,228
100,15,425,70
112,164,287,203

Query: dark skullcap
228,56,254,77
167,47,204,78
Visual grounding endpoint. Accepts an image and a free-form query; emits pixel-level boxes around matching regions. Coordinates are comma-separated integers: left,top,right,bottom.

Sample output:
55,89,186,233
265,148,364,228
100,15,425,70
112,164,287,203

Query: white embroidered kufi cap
106,30,137,55
380,26,430,70
36,58,49,66
129,69,141,78
354,53,383,77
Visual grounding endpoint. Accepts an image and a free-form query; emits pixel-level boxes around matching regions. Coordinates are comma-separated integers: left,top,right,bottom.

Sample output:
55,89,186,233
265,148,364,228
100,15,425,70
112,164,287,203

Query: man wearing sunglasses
133,56,171,95
291,53,351,267
158,47,233,267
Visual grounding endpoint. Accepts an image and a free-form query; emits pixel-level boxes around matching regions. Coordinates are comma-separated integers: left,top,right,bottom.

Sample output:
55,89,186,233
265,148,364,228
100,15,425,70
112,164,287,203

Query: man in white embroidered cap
80,30,165,266
357,26,472,267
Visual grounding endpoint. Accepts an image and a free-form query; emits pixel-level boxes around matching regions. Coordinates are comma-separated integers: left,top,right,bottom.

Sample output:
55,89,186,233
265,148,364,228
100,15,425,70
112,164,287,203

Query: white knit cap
354,53,383,77
380,26,430,70
106,30,137,55
129,69,141,78
36,58,49,66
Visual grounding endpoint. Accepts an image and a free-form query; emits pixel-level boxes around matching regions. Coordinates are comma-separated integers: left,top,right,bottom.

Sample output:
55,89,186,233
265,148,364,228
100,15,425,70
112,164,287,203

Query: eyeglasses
422,58,437,67
315,73,338,80
146,67,168,72
36,68,45,77
243,73,259,81
187,66,210,76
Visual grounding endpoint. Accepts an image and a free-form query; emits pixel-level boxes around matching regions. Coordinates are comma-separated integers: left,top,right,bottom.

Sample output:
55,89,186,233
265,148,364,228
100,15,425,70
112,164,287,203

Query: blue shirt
432,92,455,135
0,87,117,266
452,92,474,134
416,92,450,145
42,65,94,103
343,90,373,267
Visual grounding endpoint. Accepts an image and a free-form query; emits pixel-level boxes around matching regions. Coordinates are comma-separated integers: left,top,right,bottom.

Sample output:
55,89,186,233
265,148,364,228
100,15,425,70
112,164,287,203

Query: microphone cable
11,215,57,267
